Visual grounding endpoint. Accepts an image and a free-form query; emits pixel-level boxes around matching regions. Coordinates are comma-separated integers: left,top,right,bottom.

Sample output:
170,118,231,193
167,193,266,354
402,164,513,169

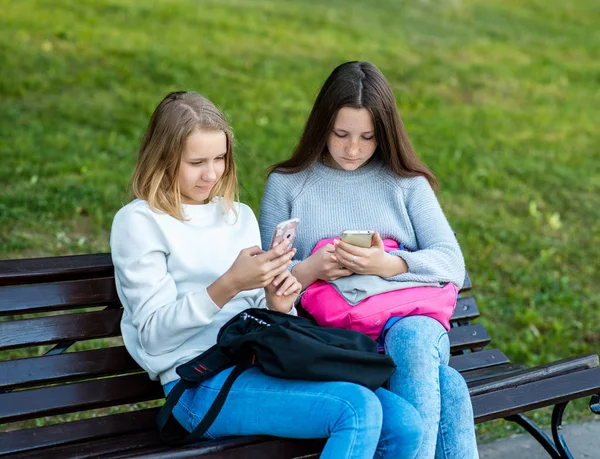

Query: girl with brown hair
260,62,479,459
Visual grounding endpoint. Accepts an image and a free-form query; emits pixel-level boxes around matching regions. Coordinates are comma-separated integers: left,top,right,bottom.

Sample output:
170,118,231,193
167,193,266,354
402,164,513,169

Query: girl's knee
440,366,472,407
335,384,383,434
380,397,424,456
385,316,449,362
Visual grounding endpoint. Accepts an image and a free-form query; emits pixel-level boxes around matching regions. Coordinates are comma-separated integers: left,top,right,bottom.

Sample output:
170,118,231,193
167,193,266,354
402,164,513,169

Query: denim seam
183,384,363,451
177,392,217,439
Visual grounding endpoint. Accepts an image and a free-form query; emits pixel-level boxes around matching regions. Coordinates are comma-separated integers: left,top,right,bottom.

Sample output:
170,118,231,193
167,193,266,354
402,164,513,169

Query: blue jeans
384,316,479,459
164,366,423,458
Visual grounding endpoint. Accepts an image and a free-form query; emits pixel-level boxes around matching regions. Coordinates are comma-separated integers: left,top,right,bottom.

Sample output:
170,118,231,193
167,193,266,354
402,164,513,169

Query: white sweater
110,198,279,386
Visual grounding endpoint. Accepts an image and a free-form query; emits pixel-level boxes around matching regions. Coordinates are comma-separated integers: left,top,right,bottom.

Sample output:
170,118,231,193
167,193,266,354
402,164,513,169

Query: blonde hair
130,91,238,220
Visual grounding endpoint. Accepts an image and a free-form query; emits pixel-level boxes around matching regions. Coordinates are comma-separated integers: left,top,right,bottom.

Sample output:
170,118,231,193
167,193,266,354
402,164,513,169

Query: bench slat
450,349,511,373
462,362,527,385
459,271,472,293
0,347,139,390
448,324,490,352
108,435,326,459
0,373,162,423
0,408,159,456
0,277,119,316
469,353,600,397
6,428,325,459
472,366,600,423
0,309,123,351
0,254,114,287
449,297,480,322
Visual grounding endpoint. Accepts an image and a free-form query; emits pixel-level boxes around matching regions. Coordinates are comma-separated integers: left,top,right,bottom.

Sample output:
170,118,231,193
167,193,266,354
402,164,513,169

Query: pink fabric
301,238,458,340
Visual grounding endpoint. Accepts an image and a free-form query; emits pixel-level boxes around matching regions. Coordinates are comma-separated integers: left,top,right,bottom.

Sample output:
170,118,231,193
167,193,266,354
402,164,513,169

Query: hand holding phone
270,218,300,251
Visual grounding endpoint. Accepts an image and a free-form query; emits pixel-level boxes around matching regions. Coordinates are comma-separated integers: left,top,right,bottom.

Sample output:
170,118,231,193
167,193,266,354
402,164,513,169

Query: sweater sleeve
259,173,306,274
259,173,292,250
110,205,221,356
387,177,466,289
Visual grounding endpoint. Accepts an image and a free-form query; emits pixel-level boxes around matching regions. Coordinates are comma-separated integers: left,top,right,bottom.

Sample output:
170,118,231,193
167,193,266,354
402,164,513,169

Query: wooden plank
131,436,327,459
0,373,163,423
0,253,113,287
462,363,527,385
449,297,480,323
472,366,600,423
459,270,472,293
0,309,123,351
0,277,119,316
0,347,140,390
0,408,159,456
450,349,511,373
7,430,325,459
448,324,490,352
469,353,600,397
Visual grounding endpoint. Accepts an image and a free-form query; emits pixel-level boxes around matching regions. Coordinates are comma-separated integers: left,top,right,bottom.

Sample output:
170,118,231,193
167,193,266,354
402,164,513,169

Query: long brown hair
130,91,238,220
270,61,438,189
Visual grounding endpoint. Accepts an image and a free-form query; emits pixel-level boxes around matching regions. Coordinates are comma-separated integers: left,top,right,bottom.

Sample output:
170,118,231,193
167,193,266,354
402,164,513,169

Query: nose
346,139,360,157
202,164,217,182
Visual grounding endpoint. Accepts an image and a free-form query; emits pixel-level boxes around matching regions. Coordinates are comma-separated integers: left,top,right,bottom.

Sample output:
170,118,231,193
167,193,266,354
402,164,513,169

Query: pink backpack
300,238,458,340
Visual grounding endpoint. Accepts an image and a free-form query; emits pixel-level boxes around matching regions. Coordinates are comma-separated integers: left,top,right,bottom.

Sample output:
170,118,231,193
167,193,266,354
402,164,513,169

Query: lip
343,158,361,163
195,185,214,191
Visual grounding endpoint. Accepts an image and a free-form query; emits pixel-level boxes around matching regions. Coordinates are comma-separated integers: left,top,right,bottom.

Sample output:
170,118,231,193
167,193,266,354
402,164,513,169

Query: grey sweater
259,160,465,289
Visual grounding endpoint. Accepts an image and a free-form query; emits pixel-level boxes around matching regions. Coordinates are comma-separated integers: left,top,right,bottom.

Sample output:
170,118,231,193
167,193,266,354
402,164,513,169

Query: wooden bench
1,254,599,458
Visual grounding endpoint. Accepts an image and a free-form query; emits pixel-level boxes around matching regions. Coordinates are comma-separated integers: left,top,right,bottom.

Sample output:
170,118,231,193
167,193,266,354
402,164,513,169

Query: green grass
1,0,599,443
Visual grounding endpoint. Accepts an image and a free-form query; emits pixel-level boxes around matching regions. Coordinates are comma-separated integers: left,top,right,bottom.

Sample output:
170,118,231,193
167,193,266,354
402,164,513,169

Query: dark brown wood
449,349,510,373
1,252,599,458
0,373,162,423
459,270,472,292
0,253,114,287
468,354,600,397
5,430,325,459
448,324,491,352
0,347,140,390
0,308,123,351
0,277,119,316
0,408,159,456
472,366,600,423
462,362,527,385
449,297,479,322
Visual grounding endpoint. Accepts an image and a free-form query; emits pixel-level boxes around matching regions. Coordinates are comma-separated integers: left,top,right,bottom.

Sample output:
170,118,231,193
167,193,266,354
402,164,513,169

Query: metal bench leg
505,396,600,459
504,413,563,459
590,394,600,415
550,402,574,459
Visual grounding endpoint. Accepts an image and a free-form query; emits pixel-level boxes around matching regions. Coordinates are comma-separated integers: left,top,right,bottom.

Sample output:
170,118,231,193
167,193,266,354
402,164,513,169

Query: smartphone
341,230,375,248
270,218,300,251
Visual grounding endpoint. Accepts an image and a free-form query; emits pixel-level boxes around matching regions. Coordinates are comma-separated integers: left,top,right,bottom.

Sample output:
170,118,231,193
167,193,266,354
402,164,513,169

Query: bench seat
0,254,598,458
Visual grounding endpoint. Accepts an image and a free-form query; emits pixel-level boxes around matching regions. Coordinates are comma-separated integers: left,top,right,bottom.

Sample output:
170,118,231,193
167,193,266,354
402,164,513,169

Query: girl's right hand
226,242,296,292
297,243,353,284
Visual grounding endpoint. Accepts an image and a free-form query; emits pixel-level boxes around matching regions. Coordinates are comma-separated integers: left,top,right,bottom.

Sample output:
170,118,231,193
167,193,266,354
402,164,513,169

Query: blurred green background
1,0,599,443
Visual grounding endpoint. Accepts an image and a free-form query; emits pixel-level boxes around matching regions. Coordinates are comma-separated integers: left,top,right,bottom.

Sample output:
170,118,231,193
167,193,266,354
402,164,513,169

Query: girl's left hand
265,270,302,313
333,232,407,277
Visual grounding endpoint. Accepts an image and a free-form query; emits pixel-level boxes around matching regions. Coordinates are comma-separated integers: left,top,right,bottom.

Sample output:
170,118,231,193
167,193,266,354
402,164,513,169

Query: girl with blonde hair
110,91,423,458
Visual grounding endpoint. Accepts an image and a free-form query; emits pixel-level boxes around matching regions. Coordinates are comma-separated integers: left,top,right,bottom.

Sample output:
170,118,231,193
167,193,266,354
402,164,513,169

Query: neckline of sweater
312,158,384,182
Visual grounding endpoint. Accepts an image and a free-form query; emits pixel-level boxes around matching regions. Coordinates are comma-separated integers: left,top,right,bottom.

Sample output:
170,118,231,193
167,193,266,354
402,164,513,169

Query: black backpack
157,308,396,444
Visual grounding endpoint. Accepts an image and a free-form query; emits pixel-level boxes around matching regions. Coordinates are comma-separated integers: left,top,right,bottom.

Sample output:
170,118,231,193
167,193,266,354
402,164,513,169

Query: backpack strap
157,346,253,445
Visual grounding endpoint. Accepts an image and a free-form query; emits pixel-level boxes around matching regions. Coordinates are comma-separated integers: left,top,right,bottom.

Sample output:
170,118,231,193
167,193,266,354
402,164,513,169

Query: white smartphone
341,230,375,248
270,218,300,251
